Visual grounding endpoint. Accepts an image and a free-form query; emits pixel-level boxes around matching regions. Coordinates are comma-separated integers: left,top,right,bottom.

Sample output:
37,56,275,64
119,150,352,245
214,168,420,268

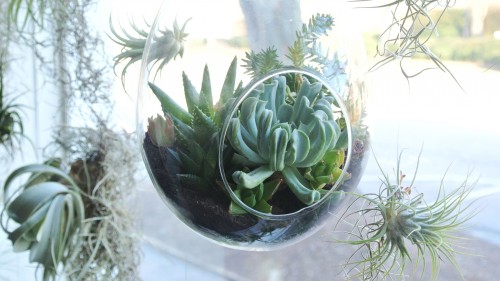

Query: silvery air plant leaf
227,75,342,209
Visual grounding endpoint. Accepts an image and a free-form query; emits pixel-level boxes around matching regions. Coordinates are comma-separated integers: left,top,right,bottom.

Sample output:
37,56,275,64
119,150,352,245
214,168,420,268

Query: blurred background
1,0,499,280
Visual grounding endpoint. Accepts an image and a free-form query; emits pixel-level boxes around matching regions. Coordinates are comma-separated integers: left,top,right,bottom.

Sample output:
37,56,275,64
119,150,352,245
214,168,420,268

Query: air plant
1,159,85,281
53,126,142,281
336,150,476,280
1,126,141,281
352,0,461,86
109,17,190,82
0,56,24,154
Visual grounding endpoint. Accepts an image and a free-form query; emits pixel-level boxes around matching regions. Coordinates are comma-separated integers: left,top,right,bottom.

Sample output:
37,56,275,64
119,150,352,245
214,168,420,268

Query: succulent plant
227,74,343,206
304,148,347,190
148,57,241,191
147,113,176,147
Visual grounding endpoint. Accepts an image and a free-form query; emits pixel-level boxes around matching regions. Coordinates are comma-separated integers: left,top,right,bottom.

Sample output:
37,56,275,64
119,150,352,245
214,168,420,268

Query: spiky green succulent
337,151,476,280
148,57,241,191
227,75,343,206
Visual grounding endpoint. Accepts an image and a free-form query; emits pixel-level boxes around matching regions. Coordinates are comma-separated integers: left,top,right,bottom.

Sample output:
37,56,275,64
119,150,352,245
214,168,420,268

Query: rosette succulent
227,75,343,206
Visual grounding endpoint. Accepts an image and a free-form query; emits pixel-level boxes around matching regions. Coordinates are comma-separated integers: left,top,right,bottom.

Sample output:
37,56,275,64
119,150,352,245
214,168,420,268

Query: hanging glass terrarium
136,0,369,250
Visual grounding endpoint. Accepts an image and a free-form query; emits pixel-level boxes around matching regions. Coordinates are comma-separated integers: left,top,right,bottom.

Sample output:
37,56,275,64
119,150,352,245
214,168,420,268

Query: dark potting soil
143,134,258,234
143,133,368,237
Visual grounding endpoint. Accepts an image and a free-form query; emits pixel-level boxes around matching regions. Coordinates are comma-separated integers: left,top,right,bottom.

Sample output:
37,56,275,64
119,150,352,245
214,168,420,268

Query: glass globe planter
137,0,369,250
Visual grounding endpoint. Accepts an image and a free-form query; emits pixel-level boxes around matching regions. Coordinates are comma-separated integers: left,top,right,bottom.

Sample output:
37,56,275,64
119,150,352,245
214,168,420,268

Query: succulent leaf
192,106,217,144
232,166,274,189
149,82,193,124
287,129,310,165
177,174,210,191
229,118,265,164
199,64,213,116
269,127,289,171
148,59,240,195
282,166,321,205
182,72,200,115
219,57,238,105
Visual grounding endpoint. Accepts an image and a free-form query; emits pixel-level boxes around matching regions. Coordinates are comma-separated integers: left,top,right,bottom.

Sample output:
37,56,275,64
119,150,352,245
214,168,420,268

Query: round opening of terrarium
218,67,353,220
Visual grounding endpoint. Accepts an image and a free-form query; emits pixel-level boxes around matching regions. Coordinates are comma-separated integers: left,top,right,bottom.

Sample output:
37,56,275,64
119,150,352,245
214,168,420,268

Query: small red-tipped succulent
147,113,175,147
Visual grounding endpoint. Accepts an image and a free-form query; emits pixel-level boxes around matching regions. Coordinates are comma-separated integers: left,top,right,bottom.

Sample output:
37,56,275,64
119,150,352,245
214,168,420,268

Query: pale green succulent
227,74,342,206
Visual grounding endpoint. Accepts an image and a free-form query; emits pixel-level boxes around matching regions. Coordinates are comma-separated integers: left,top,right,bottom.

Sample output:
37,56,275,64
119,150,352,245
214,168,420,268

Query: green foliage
228,75,342,206
417,37,500,69
243,13,346,82
1,161,85,281
242,47,283,79
336,150,476,280
286,13,334,68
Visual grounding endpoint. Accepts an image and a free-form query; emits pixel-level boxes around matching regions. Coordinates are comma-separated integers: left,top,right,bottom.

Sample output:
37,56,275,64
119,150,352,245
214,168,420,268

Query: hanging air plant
1,159,85,281
335,150,477,280
0,56,24,154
